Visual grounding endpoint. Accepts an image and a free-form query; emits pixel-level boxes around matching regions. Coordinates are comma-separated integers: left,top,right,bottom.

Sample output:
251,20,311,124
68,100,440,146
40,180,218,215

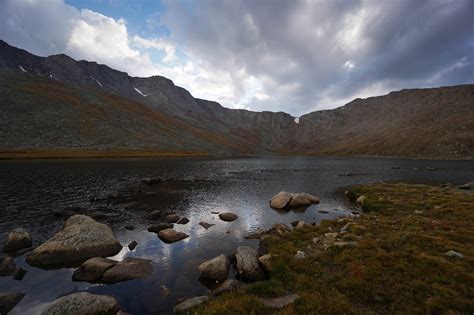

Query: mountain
0,40,473,159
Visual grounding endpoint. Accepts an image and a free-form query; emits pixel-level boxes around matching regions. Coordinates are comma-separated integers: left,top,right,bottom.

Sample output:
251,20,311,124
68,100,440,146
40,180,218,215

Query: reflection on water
0,156,473,314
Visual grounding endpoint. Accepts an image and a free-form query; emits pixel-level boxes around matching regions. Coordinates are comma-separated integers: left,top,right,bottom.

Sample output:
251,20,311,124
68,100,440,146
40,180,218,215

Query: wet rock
124,225,135,231
12,268,28,281
165,214,180,223
27,215,122,268
294,251,306,259
141,178,161,185
235,246,265,282
0,292,25,315
173,296,208,313
258,254,272,273
288,193,320,207
41,292,119,315
128,241,138,251
177,217,189,225
459,181,474,190
270,191,293,209
356,195,367,206
101,257,153,284
259,293,300,309
147,223,173,233
158,229,189,243
3,228,32,253
199,222,215,229
72,257,117,283
219,213,238,222
198,254,230,281
0,257,16,277
444,250,464,258
212,279,242,296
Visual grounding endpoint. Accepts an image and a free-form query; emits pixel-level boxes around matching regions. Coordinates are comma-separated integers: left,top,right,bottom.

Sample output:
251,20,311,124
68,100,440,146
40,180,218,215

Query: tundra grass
192,183,474,314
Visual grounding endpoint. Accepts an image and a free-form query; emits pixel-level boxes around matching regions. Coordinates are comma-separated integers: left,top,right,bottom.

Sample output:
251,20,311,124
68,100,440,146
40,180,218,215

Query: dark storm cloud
163,0,474,115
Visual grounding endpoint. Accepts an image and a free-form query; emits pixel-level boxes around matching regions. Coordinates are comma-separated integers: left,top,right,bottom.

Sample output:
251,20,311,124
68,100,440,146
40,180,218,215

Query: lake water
1,156,473,314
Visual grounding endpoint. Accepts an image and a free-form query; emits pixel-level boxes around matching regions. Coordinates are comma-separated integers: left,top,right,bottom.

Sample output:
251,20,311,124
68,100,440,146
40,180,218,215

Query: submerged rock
173,296,208,312
199,222,215,229
27,215,122,268
235,246,265,282
101,257,153,284
158,229,189,243
147,223,173,233
219,213,238,222
41,292,119,315
3,228,32,253
0,292,25,315
0,257,16,277
288,193,319,207
198,254,230,281
270,191,293,209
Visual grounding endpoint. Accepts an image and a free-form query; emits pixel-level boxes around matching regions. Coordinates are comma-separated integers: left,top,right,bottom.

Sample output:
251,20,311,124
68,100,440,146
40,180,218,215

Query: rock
41,292,119,315
165,214,180,223
288,193,320,207
219,213,238,222
100,257,153,284
414,210,424,214
296,221,309,229
0,292,25,315
356,195,367,206
273,223,289,234
72,257,117,283
294,251,306,259
444,250,464,258
459,181,474,190
332,241,358,248
199,222,215,229
27,215,122,267
235,246,265,281
128,241,137,251
177,217,189,225
258,254,272,273
210,211,220,214
173,296,208,313
259,293,300,309
141,177,161,185
124,225,135,230
270,191,293,209
198,254,230,281
340,222,351,232
0,257,16,277
318,210,329,214
144,210,162,220
244,231,263,239
323,232,338,245
291,220,301,227
3,228,32,253
12,268,28,281
160,285,170,296
212,279,242,296
158,229,189,243
147,223,173,233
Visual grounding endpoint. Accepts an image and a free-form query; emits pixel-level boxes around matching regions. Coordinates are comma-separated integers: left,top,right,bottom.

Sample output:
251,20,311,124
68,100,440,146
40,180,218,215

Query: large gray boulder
41,292,119,315
235,246,265,282
288,193,319,207
270,192,293,209
0,292,25,314
27,215,122,267
198,254,230,281
3,228,32,253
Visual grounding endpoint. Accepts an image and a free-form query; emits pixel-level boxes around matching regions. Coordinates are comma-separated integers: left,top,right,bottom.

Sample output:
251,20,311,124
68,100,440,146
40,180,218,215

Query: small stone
124,225,135,230
0,292,25,315
444,250,464,258
291,220,301,227
356,196,367,206
41,292,119,315
177,217,189,225
3,228,32,253
211,211,220,214
199,222,215,229
294,251,306,259
296,221,309,229
219,212,238,222
158,229,189,243
165,214,180,223
173,296,209,312
340,222,351,232
259,293,300,309
147,223,173,233
414,210,424,214
128,241,137,251
318,210,329,214
332,241,358,248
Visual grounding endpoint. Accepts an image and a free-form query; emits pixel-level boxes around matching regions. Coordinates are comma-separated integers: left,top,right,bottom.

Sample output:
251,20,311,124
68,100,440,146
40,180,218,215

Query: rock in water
199,222,215,229
41,292,119,315
147,223,173,233
158,229,189,243
218,213,238,222
128,241,137,251
177,217,189,225
0,292,25,315
165,214,180,223
72,257,117,283
173,296,209,312
26,215,122,268
270,192,293,209
100,257,153,284
3,228,32,253
288,193,320,207
235,246,265,281
0,257,16,276
198,254,230,281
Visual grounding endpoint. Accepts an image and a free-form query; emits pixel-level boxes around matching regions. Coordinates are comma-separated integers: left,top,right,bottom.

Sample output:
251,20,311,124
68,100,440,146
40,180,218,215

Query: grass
191,183,474,314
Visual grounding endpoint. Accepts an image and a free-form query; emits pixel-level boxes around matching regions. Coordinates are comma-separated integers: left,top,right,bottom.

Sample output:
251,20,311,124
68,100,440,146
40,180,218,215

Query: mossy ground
191,183,474,314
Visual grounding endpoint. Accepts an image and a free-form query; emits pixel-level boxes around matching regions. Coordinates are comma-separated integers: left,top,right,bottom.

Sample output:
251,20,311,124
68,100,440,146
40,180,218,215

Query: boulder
0,292,25,315
3,228,32,253
147,223,173,233
212,279,242,296
41,292,119,315
165,214,180,223
72,257,117,283
258,254,272,273
158,229,189,243
0,257,16,277
177,217,189,225
128,241,137,251
199,222,215,229
26,215,122,267
100,257,153,284
288,193,319,207
235,246,265,282
198,254,230,281
270,191,293,209
173,296,208,313
218,213,238,222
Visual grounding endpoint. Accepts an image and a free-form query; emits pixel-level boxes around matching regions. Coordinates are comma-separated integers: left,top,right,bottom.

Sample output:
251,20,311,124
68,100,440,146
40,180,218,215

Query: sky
0,0,473,116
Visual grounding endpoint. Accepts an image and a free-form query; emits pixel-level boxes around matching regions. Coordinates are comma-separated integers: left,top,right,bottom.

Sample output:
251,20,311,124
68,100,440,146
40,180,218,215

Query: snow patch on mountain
133,86,147,97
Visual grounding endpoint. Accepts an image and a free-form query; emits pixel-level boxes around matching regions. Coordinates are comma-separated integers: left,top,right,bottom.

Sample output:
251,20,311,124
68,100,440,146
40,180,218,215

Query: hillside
0,40,473,159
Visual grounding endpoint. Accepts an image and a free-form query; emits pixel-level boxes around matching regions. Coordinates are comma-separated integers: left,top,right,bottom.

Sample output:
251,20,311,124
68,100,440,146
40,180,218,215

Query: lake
1,156,473,314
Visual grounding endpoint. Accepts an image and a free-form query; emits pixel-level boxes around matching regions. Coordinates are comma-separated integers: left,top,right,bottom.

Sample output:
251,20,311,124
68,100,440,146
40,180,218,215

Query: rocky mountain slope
0,40,473,159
